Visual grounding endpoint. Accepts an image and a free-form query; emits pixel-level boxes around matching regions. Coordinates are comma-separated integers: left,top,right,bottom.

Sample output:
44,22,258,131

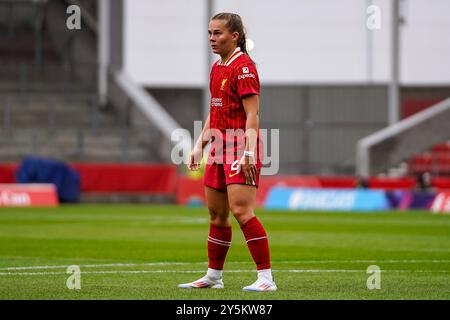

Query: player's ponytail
237,33,248,56
211,12,250,56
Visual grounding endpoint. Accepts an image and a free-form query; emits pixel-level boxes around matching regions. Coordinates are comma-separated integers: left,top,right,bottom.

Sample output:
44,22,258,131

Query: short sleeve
235,62,260,98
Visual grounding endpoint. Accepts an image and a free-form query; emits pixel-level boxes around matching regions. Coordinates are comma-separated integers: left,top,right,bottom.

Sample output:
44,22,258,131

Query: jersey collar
218,47,243,66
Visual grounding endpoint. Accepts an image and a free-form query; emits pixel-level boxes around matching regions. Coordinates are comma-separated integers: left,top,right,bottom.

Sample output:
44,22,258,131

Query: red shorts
204,161,262,192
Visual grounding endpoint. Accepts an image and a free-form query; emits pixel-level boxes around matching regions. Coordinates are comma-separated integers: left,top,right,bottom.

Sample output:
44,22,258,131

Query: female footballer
178,13,277,292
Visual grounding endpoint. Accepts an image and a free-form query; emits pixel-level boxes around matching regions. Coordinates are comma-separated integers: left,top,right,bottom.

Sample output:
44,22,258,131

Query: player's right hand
187,147,203,171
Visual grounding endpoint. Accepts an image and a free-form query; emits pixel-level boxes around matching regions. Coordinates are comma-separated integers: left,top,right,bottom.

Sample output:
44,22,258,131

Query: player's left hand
187,146,203,171
239,154,257,185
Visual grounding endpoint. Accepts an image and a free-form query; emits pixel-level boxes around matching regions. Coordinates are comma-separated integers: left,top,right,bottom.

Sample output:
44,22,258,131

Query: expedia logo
238,73,255,80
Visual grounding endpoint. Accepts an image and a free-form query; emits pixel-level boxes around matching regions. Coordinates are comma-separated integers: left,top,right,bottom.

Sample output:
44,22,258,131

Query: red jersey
208,47,262,165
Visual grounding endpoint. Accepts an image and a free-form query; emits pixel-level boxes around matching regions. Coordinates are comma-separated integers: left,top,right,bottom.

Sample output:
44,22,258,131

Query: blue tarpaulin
16,157,80,202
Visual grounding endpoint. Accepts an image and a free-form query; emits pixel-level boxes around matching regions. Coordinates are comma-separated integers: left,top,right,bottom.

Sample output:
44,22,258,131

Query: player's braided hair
211,12,249,56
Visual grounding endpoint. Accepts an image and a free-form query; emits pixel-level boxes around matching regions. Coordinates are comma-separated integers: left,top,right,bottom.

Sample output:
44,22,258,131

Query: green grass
0,205,449,300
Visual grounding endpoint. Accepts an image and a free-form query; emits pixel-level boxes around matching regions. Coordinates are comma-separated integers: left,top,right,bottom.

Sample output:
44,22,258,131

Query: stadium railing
356,97,450,177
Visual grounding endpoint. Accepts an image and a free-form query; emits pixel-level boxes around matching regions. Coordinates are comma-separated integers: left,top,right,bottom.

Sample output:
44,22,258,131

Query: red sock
240,216,271,270
208,224,232,270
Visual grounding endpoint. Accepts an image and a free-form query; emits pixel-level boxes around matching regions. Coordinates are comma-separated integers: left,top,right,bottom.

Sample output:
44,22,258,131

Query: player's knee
230,203,252,224
208,207,228,224
207,206,219,219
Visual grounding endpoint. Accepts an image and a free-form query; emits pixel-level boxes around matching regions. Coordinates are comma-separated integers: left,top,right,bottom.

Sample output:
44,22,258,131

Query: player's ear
232,31,239,43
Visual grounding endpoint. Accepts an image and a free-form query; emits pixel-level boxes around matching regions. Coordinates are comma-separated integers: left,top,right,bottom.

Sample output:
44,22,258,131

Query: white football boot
178,275,224,289
243,277,277,292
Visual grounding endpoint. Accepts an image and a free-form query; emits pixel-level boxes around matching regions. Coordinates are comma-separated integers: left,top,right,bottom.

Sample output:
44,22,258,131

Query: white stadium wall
124,0,450,87
123,0,207,87
400,0,450,85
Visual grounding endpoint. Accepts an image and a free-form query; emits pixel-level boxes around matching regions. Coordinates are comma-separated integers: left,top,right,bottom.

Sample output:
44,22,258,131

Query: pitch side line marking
1,259,449,271
0,262,196,271
271,259,450,264
0,269,449,276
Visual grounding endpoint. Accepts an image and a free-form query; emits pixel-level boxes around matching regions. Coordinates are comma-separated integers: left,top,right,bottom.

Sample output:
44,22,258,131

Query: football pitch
0,204,449,300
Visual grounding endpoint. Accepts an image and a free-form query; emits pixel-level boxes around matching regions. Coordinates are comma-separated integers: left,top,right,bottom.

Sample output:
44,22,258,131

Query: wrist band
244,151,255,157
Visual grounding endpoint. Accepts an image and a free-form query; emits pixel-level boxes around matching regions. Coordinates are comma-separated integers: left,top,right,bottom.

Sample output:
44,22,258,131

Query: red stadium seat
431,142,450,153
410,154,433,174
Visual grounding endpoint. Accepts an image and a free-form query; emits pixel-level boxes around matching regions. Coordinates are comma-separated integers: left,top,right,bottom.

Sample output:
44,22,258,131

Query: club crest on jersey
220,78,228,91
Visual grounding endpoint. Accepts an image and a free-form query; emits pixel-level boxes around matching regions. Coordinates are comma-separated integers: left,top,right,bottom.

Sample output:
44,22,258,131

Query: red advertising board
0,184,59,207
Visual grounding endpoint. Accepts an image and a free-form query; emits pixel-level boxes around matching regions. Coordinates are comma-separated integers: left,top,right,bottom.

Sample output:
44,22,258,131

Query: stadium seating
1,0,449,205
409,141,450,175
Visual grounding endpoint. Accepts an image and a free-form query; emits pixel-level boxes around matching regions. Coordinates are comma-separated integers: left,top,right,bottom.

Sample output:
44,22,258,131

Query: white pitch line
0,269,449,277
0,262,200,271
0,270,209,276
271,259,450,264
1,259,449,271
